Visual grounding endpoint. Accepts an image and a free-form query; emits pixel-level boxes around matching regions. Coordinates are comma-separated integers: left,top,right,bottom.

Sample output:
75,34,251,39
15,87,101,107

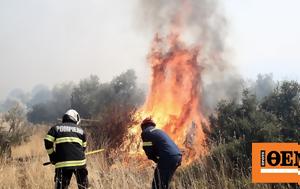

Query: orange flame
142,32,207,161
125,0,208,164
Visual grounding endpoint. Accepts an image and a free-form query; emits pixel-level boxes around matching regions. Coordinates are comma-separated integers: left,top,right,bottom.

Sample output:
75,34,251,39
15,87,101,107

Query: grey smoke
28,84,52,106
0,82,73,115
249,73,275,101
136,0,227,54
0,88,29,112
136,0,243,114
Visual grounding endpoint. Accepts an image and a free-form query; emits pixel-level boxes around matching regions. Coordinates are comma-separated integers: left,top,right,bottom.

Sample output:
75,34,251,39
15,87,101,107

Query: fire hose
43,148,105,166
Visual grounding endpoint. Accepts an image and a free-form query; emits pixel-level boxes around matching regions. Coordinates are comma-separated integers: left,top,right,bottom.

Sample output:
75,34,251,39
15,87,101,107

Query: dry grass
0,129,153,189
0,130,297,189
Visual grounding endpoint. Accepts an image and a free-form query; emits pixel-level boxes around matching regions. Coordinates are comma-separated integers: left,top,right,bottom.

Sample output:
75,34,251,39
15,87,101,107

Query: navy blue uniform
142,126,182,189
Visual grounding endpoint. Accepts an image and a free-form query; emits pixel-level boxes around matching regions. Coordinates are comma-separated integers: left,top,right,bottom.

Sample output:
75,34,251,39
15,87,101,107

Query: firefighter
44,109,88,189
141,118,182,189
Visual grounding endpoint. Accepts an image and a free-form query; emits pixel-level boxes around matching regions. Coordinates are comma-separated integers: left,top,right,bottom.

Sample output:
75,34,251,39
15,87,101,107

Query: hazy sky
0,0,299,100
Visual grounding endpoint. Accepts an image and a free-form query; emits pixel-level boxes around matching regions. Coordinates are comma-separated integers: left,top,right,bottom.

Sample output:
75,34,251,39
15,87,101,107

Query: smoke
28,85,52,106
137,0,227,53
0,89,29,112
136,0,243,114
27,82,74,123
249,73,275,101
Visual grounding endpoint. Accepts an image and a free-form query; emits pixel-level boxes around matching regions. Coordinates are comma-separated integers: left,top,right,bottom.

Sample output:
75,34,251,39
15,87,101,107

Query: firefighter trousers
152,155,182,189
54,167,88,189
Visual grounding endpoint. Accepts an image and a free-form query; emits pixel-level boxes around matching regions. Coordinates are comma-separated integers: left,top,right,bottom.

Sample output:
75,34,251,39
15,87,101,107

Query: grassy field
0,130,297,189
0,130,154,189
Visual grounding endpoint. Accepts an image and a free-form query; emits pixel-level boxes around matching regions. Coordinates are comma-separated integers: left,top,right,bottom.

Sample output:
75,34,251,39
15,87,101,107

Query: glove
49,153,57,165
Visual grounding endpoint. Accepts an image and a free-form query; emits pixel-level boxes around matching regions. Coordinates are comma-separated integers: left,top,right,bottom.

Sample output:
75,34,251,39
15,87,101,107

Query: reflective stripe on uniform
55,159,86,168
143,141,153,146
55,137,83,146
46,148,54,155
82,142,87,147
150,128,158,132
45,135,55,142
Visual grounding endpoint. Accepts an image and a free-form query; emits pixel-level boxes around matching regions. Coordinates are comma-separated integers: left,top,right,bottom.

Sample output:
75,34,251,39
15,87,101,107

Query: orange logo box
252,143,300,185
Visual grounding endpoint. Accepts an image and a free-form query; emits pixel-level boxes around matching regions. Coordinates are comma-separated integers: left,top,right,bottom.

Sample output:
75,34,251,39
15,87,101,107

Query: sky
226,0,300,81
0,0,299,100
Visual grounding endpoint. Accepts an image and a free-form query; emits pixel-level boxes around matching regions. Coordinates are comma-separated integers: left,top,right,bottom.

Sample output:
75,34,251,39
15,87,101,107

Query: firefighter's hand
50,157,57,165
50,157,56,165
49,153,57,165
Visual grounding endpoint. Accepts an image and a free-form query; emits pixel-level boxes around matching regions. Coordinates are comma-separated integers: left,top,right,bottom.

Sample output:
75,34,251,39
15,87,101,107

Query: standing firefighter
44,109,88,189
141,118,182,189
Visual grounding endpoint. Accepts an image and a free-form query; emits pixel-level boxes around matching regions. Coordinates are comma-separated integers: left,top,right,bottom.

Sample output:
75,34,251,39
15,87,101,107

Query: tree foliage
0,103,31,158
261,81,300,141
71,75,100,118
208,81,300,168
27,70,144,150
27,82,74,123
71,70,144,149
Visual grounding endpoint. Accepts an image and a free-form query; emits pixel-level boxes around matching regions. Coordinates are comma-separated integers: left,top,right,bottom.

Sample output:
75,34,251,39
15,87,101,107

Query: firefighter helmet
63,109,81,125
141,117,156,128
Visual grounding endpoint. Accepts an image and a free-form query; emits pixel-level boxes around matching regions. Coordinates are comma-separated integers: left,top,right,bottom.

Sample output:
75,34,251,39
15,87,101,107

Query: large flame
125,35,208,164
125,0,209,164
141,33,207,161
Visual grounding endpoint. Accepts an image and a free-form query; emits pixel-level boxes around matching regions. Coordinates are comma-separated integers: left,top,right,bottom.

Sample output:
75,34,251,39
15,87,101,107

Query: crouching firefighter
141,118,182,189
44,109,89,189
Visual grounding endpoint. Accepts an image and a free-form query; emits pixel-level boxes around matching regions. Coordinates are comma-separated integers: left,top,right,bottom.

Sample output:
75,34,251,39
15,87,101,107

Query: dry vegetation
0,129,154,189
0,130,297,189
